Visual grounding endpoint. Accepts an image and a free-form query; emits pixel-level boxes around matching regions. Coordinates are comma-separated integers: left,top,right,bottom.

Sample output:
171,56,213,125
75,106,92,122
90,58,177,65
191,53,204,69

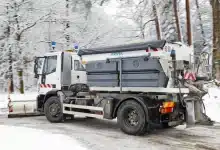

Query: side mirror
33,57,45,78
34,57,38,74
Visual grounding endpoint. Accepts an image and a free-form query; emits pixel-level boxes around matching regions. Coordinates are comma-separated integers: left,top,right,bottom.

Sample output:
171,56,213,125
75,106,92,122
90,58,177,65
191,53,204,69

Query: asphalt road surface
0,115,220,150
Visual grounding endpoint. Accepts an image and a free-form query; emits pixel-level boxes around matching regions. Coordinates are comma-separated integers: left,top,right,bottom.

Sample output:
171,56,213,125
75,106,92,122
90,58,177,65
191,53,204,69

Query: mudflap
184,96,214,127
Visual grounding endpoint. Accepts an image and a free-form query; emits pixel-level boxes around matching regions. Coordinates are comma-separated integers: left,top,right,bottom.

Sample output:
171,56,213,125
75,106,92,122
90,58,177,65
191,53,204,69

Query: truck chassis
41,85,188,135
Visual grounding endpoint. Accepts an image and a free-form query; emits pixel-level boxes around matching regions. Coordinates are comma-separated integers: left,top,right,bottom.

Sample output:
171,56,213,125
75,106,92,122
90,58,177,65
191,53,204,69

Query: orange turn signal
159,102,175,114
163,101,175,108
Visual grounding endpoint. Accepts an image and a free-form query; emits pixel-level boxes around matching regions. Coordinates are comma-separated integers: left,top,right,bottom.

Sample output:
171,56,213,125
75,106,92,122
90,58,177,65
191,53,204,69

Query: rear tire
44,96,63,123
117,100,147,135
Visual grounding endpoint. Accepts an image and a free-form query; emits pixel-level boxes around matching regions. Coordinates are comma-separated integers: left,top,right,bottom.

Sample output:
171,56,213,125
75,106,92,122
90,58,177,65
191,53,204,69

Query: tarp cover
78,40,166,56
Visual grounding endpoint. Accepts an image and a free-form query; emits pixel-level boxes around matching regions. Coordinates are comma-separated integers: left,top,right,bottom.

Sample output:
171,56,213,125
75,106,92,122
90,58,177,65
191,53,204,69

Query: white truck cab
34,50,87,94
34,50,87,111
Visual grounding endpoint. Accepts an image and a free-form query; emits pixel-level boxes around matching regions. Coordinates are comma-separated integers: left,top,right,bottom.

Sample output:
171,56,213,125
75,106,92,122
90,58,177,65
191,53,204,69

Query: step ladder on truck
33,40,213,135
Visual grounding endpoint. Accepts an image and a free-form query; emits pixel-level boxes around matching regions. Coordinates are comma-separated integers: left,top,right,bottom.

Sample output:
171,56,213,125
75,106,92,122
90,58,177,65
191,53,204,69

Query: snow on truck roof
78,40,166,56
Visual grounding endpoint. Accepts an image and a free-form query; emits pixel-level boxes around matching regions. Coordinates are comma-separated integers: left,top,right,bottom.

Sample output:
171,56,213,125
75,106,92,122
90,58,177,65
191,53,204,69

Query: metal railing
190,51,212,78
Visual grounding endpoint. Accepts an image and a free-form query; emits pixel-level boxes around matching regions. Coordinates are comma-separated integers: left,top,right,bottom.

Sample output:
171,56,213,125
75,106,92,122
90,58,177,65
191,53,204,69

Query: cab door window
74,60,85,71
43,56,57,74
35,57,45,75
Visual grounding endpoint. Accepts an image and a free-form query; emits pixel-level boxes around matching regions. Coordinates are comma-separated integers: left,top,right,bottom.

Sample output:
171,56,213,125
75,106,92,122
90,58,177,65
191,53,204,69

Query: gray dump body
86,56,168,87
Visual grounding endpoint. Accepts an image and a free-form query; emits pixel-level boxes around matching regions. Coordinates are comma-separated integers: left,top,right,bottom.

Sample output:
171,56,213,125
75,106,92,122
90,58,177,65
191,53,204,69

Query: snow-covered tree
0,0,137,92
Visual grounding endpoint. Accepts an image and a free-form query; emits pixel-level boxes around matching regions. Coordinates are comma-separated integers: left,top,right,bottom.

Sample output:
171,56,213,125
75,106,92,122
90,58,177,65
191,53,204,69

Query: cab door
38,54,61,94
71,57,87,84
60,52,72,90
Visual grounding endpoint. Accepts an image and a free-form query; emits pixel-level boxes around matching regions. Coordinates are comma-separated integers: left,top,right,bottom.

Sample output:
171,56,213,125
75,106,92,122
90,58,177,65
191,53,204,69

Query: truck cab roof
44,50,79,58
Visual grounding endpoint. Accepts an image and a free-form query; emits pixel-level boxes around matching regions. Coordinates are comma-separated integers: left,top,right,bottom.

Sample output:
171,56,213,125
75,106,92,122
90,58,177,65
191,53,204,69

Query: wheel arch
43,89,60,105
113,96,149,121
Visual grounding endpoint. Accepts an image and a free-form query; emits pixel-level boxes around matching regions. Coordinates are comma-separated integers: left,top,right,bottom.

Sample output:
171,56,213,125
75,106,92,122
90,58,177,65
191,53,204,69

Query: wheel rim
124,108,139,127
49,103,61,116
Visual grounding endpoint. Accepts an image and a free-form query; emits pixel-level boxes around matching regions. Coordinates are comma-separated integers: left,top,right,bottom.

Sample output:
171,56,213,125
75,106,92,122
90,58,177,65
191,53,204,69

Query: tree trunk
211,0,220,80
186,0,192,46
173,0,181,42
6,5,14,93
8,46,14,93
65,0,70,49
152,1,161,40
14,2,25,93
18,69,24,94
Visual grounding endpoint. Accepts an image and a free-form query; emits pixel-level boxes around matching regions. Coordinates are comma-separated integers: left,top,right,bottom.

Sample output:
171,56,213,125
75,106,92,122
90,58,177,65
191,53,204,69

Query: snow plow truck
33,39,212,135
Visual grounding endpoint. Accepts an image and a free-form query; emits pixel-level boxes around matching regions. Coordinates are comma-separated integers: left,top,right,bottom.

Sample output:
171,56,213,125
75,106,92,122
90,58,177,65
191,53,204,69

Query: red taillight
160,107,173,114
159,102,175,114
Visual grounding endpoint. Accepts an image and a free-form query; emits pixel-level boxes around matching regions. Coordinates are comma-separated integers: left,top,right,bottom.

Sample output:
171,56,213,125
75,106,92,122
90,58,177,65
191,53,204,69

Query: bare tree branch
18,12,50,38
142,18,155,29
100,0,110,6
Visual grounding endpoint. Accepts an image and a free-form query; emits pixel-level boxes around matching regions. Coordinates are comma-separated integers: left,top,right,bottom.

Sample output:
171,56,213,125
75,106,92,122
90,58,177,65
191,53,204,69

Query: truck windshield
43,55,57,74
74,60,85,71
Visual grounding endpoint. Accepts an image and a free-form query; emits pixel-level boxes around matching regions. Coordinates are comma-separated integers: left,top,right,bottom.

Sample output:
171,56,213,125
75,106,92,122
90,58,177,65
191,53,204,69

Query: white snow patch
0,125,87,150
203,88,220,123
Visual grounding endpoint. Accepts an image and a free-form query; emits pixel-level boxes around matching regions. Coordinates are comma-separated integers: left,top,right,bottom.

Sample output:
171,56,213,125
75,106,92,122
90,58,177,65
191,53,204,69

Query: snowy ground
0,115,220,150
0,87,219,149
0,124,87,150
203,88,220,123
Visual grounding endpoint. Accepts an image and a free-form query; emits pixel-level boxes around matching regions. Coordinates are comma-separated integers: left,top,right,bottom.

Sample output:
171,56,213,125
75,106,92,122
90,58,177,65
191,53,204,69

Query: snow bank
203,88,220,123
0,92,38,114
0,125,87,150
0,92,38,102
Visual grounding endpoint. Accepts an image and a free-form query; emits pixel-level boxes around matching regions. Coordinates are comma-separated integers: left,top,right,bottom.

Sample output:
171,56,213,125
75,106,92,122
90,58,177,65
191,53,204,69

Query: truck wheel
117,100,147,135
44,96,63,123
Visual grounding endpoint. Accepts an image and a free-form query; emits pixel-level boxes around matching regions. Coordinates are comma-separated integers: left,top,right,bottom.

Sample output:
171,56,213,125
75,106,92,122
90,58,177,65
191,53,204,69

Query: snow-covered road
0,116,219,150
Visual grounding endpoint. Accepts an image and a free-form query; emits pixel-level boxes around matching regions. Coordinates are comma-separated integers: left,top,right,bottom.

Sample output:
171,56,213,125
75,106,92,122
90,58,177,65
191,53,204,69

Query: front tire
44,96,63,123
117,100,147,135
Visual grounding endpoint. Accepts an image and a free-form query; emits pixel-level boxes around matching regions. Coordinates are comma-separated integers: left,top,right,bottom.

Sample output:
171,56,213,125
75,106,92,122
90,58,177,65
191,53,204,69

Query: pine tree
159,0,178,42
